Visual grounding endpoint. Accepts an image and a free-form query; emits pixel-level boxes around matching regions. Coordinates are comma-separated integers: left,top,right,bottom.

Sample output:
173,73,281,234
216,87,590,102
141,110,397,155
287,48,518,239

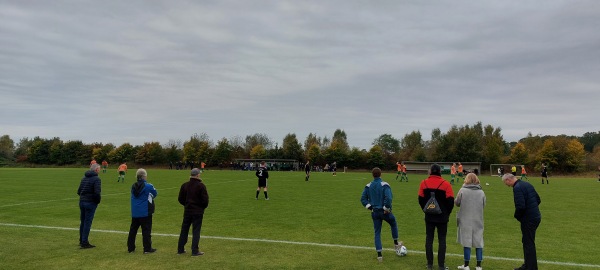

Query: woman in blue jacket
127,168,158,253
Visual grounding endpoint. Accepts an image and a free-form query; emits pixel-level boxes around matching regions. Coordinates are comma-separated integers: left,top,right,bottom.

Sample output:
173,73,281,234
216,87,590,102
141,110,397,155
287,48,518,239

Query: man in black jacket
503,173,541,270
177,168,209,256
77,163,102,249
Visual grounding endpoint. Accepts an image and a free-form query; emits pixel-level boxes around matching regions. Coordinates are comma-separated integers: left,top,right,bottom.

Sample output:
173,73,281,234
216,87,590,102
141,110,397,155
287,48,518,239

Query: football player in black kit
541,163,548,184
255,161,269,200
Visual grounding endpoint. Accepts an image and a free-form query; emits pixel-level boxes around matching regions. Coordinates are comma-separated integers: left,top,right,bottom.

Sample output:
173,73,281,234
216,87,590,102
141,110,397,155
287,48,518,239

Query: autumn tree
282,133,303,160
509,142,528,165
250,144,267,159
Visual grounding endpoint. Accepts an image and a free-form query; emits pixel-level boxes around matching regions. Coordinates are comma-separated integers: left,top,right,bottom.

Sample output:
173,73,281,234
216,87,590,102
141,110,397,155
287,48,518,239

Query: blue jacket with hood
130,179,158,218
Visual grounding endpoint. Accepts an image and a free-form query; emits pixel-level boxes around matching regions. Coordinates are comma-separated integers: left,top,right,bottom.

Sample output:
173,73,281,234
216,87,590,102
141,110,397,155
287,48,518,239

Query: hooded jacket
455,184,486,248
130,179,158,218
77,170,102,204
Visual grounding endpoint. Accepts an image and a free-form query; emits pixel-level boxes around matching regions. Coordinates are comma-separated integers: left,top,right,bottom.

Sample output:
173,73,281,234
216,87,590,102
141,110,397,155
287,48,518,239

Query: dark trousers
127,215,153,252
520,220,540,270
425,221,448,268
79,201,98,244
178,213,204,253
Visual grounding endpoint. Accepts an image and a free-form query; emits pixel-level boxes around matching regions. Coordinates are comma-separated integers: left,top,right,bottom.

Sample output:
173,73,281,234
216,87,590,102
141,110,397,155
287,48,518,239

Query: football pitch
0,168,598,270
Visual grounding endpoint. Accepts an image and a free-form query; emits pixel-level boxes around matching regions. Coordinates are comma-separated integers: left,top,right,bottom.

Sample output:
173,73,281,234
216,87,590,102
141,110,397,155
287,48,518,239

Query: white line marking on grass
0,187,181,208
0,223,599,268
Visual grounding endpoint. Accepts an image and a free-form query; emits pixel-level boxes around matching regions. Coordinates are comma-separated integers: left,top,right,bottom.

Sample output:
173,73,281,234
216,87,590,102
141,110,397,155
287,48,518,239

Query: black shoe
144,248,157,254
80,243,96,249
128,250,135,253
191,251,205,256
177,250,186,255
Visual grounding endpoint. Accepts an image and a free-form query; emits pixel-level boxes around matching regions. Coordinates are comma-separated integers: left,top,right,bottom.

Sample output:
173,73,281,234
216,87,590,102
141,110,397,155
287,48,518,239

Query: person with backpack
418,164,455,270
127,168,158,253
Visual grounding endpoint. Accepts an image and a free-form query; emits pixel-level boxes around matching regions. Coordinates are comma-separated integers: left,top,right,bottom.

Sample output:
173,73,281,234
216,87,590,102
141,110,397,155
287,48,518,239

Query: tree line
1,122,599,173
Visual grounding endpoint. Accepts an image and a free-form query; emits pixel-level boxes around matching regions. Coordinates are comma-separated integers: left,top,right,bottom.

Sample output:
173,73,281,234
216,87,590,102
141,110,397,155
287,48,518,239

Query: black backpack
422,182,444,215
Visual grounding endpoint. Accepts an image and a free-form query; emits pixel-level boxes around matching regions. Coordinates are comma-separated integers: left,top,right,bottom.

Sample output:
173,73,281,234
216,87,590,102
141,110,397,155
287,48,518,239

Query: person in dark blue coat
127,168,158,253
77,163,102,249
502,173,541,270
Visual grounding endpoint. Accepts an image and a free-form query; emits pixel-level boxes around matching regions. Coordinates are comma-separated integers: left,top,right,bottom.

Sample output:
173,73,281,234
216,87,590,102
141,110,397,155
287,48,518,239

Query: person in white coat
455,173,486,270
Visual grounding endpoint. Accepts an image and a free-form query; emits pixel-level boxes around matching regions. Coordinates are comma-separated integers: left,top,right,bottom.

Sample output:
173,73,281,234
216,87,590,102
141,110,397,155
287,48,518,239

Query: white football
397,245,407,256
486,183,490,186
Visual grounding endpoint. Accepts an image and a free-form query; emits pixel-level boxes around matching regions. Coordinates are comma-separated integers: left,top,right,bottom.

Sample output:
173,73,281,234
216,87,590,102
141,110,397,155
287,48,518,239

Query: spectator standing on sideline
361,167,404,262
118,162,128,183
455,173,486,270
304,160,311,181
127,168,158,254
502,173,541,270
541,163,548,184
178,168,209,256
77,163,102,249
255,161,269,200
418,164,455,270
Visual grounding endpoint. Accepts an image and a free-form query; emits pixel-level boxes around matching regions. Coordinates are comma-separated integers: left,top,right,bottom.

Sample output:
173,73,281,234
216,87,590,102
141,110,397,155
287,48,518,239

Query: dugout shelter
234,159,299,171
402,161,482,175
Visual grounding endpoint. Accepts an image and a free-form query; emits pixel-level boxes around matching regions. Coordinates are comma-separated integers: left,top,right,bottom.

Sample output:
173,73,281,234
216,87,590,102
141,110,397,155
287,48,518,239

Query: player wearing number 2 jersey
255,161,269,200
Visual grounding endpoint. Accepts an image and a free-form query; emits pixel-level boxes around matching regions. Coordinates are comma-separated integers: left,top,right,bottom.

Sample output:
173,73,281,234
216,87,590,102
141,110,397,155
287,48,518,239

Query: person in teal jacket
127,168,158,253
361,167,404,262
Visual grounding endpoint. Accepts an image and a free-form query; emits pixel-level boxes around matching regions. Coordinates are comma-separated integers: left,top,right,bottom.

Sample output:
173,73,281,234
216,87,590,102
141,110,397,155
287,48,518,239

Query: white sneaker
377,256,383,263
457,266,470,270
476,267,482,270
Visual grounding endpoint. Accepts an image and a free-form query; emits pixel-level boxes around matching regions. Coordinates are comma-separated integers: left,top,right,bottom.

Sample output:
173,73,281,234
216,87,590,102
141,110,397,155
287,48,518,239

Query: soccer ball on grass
396,245,407,256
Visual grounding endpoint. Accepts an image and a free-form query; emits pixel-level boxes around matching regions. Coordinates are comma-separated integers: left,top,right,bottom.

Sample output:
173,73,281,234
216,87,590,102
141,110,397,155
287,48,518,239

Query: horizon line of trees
1,122,599,173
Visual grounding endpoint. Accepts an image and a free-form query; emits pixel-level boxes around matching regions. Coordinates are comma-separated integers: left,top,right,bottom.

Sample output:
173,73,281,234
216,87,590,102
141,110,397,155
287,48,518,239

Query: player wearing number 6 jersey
255,161,269,200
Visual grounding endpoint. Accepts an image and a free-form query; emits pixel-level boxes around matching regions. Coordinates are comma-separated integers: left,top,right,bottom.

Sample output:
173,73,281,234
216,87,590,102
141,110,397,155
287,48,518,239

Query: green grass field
0,168,599,269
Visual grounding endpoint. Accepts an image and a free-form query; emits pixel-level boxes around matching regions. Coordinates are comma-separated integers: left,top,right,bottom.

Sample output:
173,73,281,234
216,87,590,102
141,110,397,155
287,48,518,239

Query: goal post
490,164,524,177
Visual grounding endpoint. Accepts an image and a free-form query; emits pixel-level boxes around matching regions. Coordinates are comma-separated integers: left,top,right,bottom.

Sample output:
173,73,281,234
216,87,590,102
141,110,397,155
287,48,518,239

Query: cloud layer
1,1,599,149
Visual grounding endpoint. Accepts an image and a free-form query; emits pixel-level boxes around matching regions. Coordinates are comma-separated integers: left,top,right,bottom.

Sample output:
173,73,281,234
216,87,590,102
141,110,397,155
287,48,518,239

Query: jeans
127,215,153,252
464,247,483,262
371,210,399,252
79,201,98,244
425,221,448,267
178,213,204,253
520,219,540,270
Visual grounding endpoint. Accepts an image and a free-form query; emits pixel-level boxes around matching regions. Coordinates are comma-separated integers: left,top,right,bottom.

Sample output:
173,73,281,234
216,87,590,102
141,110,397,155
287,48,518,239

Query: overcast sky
1,1,599,149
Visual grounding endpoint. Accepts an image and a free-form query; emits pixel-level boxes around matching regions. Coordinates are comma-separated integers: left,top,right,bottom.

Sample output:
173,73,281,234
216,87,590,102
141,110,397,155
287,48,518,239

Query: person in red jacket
418,164,455,270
